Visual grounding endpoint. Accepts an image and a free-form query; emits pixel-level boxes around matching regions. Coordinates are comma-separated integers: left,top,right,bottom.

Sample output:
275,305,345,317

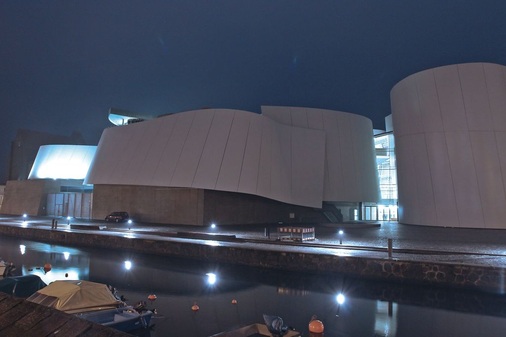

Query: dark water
1,236,506,337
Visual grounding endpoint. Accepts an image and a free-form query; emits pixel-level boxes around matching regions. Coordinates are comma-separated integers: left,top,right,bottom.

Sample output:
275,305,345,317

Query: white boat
26,280,153,333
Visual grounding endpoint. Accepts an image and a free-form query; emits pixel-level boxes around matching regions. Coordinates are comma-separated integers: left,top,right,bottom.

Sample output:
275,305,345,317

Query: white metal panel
424,133,459,227
416,69,444,133
306,108,324,130
116,122,153,184
351,115,379,202
395,134,420,224
445,131,484,227
338,114,357,200
484,63,506,131
290,107,309,128
84,129,113,184
152,112,194,186
139,117,174,184
458,63,493,131
433,65,468,132
192,110,234,189
410,134,437,225
390,79,416,137
215,112,251,191
238,117,262,193
260,106,292,125
268,123,291,202
291,127,326,207
470,131,506,228
171,111,213,187
102,126,135,183
496,132,506,201
322,111,344,200
256,118,273,197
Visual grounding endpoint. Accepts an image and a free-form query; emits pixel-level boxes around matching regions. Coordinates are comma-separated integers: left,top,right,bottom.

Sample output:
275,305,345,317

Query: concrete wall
92,184,329,226
391,62,506,228
0,180,62,216
202,190,328,225
92,184,204,225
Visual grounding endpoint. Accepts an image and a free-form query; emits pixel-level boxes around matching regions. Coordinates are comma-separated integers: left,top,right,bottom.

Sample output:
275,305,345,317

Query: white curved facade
86,107,378,208
391,63,506,228
261,106,378,203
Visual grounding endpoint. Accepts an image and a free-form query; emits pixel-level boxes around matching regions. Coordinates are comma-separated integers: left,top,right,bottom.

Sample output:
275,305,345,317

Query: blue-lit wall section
28,145,97,180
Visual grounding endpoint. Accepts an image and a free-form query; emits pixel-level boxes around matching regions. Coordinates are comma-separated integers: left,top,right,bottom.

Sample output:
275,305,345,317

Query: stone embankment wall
0,225,504,293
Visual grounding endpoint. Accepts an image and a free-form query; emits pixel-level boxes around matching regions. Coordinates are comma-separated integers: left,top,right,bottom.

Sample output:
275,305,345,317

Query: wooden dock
0,292,132,337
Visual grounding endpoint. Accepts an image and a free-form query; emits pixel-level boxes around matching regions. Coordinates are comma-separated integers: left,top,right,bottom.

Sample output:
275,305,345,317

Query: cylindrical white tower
391,63,506,228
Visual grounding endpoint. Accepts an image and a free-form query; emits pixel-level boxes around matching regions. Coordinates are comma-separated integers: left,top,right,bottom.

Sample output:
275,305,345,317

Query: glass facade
366,131,398,221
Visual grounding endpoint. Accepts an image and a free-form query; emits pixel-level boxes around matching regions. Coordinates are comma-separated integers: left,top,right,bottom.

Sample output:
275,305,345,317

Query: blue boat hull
77,306,153,333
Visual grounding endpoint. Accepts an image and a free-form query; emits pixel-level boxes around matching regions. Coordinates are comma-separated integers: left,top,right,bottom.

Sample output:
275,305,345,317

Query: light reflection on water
2,236,506,337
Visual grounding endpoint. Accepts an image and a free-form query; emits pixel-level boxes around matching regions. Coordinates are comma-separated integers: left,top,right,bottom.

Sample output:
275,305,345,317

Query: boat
0,260,16,278
26,280,153,333
209,314,301,337
209,323,301,337
76,305,152,332
0,274,46,297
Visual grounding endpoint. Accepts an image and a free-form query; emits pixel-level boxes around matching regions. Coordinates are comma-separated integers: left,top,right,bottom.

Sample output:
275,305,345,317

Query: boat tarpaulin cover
26,280,121,314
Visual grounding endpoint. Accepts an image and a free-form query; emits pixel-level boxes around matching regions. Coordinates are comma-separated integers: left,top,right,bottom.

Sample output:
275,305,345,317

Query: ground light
206,272,217,286
338,230,344,244
124,260,132,270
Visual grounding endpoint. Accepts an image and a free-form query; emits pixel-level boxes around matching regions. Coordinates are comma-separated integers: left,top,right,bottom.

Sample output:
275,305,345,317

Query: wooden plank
0,293,131,337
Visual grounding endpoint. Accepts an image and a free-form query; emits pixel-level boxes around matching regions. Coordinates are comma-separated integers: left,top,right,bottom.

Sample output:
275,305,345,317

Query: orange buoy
231,299,237,304
43,263,52,273
148,294,157,301
309,319,324,333
191,302,199,311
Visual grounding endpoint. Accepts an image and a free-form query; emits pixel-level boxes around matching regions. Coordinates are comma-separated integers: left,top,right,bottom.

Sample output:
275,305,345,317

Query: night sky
2,1,506,183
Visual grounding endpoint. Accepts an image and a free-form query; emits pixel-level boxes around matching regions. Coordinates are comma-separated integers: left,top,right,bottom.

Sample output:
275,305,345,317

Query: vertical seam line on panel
132,122,156,184
255,119,265,194
483,63,497,130
498,66,506,211
151,116,176,185
483,63,500,228
237,116,251,192
191,110,215,188
459,65,485,226
147,119,167,185
415,73,435,225
215,112,235,190
433,68,458,226
169,111,196,185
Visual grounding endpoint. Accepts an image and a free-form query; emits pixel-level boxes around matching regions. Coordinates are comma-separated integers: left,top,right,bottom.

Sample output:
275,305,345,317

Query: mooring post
388,238,393,258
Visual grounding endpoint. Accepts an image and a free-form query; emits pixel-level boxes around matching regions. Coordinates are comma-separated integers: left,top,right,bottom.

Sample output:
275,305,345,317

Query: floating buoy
148,294,157,301
191,302,199,311
231,299,237,304
309,319,324,333
43,263,52,273
65,273,68,278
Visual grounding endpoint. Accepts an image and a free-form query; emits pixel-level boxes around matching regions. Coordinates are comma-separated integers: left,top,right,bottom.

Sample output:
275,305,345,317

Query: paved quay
1,215,506,292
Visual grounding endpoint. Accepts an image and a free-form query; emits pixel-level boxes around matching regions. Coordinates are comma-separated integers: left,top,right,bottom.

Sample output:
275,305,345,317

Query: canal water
1,236,506,337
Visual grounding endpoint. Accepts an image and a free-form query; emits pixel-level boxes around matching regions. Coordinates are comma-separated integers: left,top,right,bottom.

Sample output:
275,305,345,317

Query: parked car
105,212,129,223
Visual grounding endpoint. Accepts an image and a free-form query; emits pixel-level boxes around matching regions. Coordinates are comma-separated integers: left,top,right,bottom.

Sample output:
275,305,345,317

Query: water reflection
2,236,506,337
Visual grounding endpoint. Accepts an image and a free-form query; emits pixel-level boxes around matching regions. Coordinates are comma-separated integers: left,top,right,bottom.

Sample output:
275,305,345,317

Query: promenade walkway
2,215,506,269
